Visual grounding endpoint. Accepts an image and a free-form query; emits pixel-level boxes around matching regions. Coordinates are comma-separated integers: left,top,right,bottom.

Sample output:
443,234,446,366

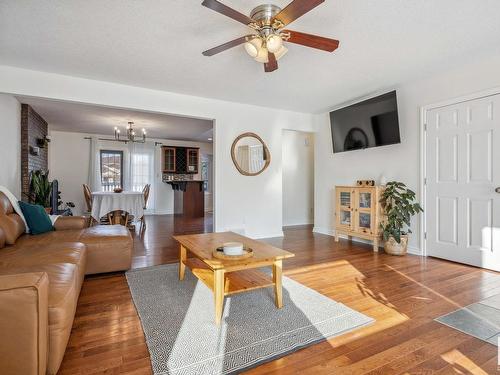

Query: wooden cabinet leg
179,245,186,281
214,269,225,325
373,239,379,252
273,260,283,309
334,233,339,242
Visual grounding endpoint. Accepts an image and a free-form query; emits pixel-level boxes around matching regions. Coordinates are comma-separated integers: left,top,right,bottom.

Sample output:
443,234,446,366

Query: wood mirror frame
231,132,271,176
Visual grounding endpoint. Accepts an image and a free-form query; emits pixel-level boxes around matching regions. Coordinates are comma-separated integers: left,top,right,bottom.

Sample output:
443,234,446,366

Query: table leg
214,269,225,325
273,260,283,309
179,245,186,281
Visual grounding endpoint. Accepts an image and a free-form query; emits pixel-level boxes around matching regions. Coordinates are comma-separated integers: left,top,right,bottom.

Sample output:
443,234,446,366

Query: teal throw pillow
18,201,54,235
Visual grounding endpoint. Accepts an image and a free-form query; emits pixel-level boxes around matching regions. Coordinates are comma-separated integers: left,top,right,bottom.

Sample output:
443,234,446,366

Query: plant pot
384,235,408,256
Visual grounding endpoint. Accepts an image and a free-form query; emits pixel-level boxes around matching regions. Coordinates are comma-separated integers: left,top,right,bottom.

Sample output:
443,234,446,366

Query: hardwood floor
59,215,500,374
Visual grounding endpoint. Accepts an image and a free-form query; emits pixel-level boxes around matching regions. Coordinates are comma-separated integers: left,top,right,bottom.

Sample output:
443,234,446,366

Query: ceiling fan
201,0,339,73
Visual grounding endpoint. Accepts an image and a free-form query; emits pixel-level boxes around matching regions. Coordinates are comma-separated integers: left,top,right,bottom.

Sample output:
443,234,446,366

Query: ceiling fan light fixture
274,45,288,60
266,34,283,53
254,47,269,63
201,0,339,73
244,37,262,58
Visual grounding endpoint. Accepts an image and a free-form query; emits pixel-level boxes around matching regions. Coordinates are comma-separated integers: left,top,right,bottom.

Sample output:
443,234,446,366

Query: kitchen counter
166,180,204,217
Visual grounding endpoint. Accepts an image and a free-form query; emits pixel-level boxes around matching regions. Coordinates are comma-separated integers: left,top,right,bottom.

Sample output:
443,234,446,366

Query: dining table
91,191,144,223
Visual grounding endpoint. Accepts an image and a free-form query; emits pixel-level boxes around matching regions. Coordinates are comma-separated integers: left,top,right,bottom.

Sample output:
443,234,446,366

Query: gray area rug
435,293,500,346
126,263,374,375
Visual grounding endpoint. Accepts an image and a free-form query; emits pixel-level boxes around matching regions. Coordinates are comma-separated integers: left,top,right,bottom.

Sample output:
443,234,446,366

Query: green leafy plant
26,170,52,207
379,181,423,243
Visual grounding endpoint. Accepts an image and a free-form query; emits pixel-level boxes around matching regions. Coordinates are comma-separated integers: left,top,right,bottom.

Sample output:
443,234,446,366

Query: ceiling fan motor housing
250,4,281,26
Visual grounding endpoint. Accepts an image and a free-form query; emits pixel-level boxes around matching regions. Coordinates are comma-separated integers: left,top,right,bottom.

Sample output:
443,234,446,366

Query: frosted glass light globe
274,45,288,60
244,37,262,58
266,34,283,53
254,47,269,63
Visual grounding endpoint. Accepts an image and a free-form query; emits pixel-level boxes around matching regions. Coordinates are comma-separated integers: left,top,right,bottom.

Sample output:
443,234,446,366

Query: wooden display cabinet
334,185,385,251
186,148,199,174
162,147,176,173
161,146,199,174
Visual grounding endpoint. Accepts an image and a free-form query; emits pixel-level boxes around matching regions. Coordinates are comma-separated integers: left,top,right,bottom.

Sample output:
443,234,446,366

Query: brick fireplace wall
21,104,48,201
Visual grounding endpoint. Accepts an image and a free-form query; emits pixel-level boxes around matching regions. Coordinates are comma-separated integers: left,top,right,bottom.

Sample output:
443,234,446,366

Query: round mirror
231,132,271,176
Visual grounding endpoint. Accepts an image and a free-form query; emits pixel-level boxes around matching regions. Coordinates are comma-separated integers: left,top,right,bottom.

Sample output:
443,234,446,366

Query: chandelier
112,121,147,143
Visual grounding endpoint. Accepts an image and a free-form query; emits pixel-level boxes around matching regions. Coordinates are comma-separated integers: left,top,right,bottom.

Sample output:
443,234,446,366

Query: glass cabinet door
340,191,351,207
356,188,375,234
336,188,354,230
340,210,352,226
358,192,372,209
187,149,199,173
163,147,176,172
358,212,372,230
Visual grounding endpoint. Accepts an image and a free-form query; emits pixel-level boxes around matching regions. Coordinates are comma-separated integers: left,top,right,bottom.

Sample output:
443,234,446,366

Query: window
130,148,154,210
100,150,123,191
131,152,151,192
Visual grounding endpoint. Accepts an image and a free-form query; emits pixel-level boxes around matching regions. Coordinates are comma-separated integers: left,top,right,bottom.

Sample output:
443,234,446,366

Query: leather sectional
0,192,133,375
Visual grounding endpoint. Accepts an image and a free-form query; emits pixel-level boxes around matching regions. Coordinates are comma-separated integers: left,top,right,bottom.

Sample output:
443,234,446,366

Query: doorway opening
282,130,315,228
15,95,215,235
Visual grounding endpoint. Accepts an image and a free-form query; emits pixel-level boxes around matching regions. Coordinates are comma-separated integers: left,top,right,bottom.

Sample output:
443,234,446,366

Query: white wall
313,52,500,254
282,130,314,226
0,94,21,197
48,130,212,216
0,66,314,238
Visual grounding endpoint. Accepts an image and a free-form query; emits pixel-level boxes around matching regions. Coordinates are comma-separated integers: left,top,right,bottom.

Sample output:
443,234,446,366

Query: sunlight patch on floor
441,349,490,375
384,264,465,310
286,259,410,349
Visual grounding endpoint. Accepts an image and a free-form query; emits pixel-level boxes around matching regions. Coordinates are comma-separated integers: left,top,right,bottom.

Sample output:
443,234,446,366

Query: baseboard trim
312,226,334,236
407,246,422,256
252,231,284,239
149,210,174,215
313,226,423,255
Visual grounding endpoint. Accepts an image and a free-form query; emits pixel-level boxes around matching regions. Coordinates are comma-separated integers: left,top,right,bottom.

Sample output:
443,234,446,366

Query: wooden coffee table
173,232,295,325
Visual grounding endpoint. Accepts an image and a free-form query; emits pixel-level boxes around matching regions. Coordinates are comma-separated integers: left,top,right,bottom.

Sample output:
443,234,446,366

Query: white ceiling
2,1,500,113
17,96,214,142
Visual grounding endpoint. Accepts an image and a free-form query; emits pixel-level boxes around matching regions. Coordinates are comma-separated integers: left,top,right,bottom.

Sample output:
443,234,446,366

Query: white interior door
426,93,500,271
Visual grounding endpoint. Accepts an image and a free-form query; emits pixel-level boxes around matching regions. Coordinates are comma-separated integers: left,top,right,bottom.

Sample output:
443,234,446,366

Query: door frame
420,85,500,257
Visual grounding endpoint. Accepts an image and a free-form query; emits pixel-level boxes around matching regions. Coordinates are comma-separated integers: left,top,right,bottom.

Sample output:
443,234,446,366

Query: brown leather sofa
0,192,133,375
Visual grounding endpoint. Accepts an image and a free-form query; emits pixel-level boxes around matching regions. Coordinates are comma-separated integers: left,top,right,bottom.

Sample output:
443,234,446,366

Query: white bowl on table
222,242,244,256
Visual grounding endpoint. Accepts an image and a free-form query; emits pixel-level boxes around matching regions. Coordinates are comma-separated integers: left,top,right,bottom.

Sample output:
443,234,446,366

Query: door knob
496,187,500,194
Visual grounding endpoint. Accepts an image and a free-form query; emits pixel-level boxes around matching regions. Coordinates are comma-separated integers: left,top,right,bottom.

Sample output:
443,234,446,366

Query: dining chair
139,184,151,233
126,184,150,232
83,184,92,213
83,184,110,226
82,184,94,226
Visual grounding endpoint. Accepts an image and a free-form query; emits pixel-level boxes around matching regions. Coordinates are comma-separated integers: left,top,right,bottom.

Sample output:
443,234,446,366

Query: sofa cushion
0,227,5,249
0,256,86,375
80,224,131,241
10,224,132,275
19,201,54,235
14,229,84,248
0,193,26,244
0,242,86,279
79,224,132,274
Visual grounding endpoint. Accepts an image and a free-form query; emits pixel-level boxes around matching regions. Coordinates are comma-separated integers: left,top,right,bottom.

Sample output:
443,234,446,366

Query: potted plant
26,170,52,213
379,181,423,255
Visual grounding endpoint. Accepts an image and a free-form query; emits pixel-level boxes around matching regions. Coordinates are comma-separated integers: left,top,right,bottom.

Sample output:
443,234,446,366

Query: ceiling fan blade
202,0,255,25
284,30,339,52
203,35,254,56
264,53,278,73
273,0,324,27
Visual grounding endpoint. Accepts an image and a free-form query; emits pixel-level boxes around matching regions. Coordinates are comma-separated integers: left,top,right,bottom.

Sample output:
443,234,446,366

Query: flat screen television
330,90,400,153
